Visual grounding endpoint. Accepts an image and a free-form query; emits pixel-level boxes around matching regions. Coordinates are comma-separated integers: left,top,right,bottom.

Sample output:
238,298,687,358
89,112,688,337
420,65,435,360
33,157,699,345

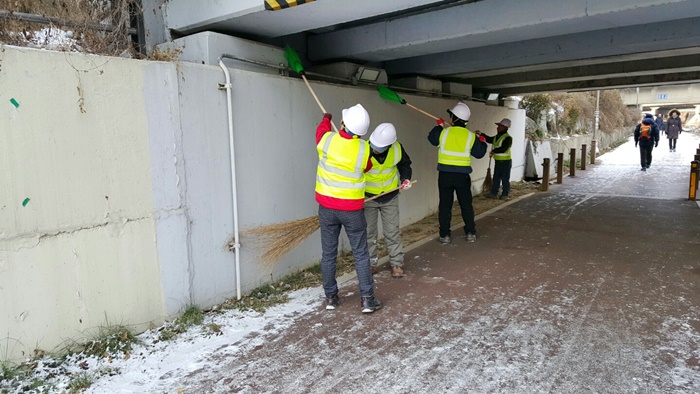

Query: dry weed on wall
0,0,140,56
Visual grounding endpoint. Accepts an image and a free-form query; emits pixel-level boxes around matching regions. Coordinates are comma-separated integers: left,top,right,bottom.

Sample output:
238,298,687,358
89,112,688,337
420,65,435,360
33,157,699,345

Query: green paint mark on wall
22,198,30,207
10,98,20,108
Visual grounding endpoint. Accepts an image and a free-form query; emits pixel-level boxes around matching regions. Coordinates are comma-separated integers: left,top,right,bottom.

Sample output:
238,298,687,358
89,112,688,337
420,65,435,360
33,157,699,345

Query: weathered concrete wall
0,46,169,360
0,44,523,360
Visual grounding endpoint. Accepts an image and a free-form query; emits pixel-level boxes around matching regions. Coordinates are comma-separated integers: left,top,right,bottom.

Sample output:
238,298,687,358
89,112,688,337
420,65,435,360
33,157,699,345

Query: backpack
640,124,651,139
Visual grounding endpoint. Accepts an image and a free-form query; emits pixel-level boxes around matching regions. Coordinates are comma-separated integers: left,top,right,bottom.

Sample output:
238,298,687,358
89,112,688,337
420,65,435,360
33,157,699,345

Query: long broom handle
301,74,339,133
405,103,440,121
364,180,417,202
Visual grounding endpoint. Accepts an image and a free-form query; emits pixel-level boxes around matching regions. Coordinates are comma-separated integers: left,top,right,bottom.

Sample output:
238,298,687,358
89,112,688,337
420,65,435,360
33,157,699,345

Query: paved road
170,134,700,394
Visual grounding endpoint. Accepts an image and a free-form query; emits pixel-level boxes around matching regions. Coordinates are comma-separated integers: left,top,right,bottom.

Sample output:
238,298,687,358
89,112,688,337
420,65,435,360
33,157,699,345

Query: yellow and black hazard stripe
265,0,315,11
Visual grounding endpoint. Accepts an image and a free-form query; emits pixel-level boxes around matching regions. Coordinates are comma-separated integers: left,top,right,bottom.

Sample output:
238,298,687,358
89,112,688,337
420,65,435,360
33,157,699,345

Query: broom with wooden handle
248,182,416,269
377,85,451,124
482,157,493,194
248,47,416,269
284,46,339,132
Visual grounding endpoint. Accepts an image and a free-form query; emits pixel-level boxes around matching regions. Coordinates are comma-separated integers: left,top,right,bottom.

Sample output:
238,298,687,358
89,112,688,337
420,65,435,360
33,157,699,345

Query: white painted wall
0,44,523,360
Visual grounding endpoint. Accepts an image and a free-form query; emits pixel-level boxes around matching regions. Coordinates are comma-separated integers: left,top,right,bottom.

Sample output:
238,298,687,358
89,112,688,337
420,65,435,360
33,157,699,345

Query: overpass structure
620,84,700,114
143,0,700,98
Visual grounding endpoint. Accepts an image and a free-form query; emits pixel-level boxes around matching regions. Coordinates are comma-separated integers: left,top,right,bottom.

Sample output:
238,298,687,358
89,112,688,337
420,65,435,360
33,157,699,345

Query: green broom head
377,85,406,104
284,45,305,75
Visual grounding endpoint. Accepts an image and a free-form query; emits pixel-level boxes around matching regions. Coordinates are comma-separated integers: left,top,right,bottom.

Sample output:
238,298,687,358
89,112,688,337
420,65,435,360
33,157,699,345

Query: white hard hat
447,102,471,121
369,123,397,148
341,103,370,136
496,118,511,128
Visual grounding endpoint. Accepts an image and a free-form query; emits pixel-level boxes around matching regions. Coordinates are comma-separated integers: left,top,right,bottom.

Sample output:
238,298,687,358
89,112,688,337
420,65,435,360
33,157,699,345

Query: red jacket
315,117,372,211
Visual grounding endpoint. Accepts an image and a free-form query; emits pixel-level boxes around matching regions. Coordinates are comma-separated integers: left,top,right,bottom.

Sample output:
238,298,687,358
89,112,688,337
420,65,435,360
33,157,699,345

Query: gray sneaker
361,295,382,313
325,294,340,310
466,233,477,243
439,235,451,244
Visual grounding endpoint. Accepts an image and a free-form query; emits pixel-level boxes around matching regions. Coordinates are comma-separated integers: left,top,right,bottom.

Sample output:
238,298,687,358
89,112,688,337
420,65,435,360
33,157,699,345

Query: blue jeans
491,160,512,197
318,205,375,298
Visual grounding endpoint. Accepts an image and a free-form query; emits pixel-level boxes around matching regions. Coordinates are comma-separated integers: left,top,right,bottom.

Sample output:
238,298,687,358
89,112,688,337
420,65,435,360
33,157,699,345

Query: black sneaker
325,294,339,310
360,295,382,313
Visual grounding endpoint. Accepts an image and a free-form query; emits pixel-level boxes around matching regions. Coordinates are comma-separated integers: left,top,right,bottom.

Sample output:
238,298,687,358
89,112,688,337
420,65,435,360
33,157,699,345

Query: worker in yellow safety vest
315,103,382,313
479,118,513,200
364,123,413,278
428,102,487,244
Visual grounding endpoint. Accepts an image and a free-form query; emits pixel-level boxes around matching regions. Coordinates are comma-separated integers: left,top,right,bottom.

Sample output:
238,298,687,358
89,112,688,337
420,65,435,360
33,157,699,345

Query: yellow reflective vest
438,126,476,167
493,133,512,161
365,142,402,195
316,132,370,200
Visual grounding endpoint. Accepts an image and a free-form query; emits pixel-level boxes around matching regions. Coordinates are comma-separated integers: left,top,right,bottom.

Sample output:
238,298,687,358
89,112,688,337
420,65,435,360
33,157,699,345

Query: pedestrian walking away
666,108,683,152
655,113,665,135
428,102,487,244
478,118,513,200
315,103,382,313
634,113,660,171
365,123,413,278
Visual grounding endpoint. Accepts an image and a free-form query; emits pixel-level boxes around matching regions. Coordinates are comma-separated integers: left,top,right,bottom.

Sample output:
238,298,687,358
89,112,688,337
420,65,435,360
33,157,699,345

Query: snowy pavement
75,133,700,393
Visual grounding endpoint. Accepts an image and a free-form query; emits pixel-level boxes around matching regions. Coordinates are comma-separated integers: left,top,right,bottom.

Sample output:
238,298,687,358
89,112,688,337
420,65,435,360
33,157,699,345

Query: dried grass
245,216,320,269
0,0,140,56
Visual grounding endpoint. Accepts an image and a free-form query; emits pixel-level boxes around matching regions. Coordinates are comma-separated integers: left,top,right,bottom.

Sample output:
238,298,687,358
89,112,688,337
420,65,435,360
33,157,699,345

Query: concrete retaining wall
0,45,523,360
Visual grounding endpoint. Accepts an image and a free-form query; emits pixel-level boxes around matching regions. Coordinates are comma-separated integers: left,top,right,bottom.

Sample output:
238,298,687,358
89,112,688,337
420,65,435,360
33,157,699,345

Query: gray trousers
318,205,375,298
364,194,404,267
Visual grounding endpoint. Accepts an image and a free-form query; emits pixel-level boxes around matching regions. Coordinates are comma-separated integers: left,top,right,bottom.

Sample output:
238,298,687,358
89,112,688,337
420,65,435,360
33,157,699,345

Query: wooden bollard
557,152,564,184
590,140,597,164
581,144,587,170
569,148,576,177
541,158,550,191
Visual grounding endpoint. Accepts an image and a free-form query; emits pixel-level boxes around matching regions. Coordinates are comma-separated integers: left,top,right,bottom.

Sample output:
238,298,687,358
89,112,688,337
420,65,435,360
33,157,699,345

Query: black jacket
634,119,660,145
483,131,513,156
364,143,412,203
428,125,487,174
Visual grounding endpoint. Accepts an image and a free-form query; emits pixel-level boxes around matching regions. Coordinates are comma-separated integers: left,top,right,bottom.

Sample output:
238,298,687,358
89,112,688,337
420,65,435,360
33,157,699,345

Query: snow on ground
3,132,699,393
1,288,323,393
84,288,322,393
599,132,700,166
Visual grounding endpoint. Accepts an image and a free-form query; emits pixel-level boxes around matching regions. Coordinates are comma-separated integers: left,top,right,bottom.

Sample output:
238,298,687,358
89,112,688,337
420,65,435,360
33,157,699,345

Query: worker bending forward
364,123,413,278
315,104,382,313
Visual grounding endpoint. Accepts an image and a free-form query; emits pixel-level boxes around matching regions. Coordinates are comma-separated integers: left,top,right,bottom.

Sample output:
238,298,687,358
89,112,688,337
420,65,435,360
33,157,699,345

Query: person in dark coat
634,113,660,171
655,114,666,135
666,108,683,152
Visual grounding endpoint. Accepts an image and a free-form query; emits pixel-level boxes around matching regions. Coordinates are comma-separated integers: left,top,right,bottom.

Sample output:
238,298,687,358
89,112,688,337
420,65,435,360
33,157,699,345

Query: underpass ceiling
164,0,700,95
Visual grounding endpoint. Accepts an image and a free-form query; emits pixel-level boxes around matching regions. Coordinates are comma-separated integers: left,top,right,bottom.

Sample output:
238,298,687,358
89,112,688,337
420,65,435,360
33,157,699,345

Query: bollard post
590,140,597,164
557,153,564,184
542,158,550,191
695,154,700,162
569,148,576,177
690,161,699,201
581,144,587,170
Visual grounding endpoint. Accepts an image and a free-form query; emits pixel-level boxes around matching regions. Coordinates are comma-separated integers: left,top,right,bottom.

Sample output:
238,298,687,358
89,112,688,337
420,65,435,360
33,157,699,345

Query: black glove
635,142,638,147
655,141,658,147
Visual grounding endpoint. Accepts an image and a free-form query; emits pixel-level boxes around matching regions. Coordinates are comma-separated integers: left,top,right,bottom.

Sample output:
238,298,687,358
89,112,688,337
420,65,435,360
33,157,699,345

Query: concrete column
650,106,660,115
